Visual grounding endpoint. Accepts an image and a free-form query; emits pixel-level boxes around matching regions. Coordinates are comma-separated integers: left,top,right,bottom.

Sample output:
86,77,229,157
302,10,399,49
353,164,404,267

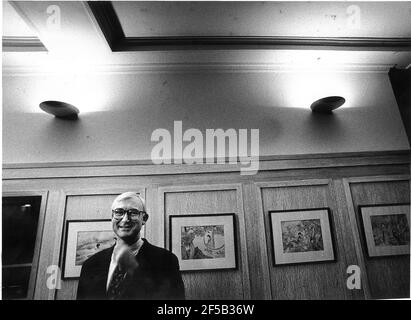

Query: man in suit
77,192,185,300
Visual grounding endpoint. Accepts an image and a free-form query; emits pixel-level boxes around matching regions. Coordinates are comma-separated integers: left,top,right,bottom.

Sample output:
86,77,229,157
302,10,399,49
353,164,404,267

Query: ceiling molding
115,36,411,52
2,36,47,52
2,62,394,77
88,1,411,52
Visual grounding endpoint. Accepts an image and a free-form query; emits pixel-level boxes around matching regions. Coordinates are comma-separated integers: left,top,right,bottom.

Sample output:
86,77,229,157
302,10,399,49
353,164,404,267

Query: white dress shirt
106,238,144,290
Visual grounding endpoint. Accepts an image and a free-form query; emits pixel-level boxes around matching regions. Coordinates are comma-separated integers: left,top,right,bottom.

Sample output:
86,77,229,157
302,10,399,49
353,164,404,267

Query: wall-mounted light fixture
39,100,79,120
310,96,345,114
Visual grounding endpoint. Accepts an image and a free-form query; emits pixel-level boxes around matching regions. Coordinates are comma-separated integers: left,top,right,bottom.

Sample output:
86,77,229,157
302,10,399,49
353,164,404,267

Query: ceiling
2,1,411,116
112,1,411,38
3,0,37,37
2,1,411,71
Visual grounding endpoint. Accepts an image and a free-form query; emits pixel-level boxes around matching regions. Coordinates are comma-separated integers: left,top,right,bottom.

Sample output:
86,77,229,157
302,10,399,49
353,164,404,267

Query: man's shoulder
82,246,113,267
141,239,177,262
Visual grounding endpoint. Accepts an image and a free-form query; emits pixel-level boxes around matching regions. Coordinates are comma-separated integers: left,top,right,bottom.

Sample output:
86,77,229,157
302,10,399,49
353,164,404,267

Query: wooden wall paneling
2,190,49,300
2,152,409,300
34,190,67,300
317,180,353,300
235,184,251,300
159,183,251,300
342,178,372,299
247,182,272,299
329,179,366,299
344,175,410,299
54,187,146,300
143,184,156,243
257,179,351,299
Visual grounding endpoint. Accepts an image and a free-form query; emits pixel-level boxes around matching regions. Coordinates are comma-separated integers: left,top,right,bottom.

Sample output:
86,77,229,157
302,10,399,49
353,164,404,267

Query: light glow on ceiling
34,76,110,114
25,43,115,114
281,71,356,110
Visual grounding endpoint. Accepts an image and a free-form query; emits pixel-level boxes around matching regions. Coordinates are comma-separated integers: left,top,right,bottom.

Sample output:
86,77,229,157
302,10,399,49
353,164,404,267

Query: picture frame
359,203,410,257
169,213,237,271
62,219,116,279
269,208,335,265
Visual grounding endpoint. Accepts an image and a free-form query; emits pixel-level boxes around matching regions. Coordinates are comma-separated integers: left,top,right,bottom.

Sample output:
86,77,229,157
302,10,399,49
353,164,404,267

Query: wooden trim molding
255,178,331,189
87,1,411,52
3,150,410,180
4,150,408,169
344,174,410,184
2,36,47,52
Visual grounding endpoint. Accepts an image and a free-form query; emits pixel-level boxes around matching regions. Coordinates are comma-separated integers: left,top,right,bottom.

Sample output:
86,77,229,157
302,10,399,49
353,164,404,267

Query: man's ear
143,212,149,222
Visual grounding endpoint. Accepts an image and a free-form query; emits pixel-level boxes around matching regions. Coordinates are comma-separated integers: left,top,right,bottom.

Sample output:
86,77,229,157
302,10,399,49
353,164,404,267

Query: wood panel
243,182,271,299
160,184,250,300
258,180,354,299
34,190,66,300
329,179,366,300
2,152,409,300
348,178,410,299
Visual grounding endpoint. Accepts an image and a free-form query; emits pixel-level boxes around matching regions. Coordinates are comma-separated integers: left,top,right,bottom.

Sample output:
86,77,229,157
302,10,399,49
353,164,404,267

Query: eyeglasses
112,208,145,221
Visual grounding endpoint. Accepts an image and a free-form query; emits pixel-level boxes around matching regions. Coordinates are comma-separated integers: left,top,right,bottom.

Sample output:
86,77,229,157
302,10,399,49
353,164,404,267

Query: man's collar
116,237,143,252
130,237,144,256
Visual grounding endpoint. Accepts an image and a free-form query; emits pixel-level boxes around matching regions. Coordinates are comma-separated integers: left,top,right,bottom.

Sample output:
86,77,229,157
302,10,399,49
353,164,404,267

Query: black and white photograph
270,208,335,265
63,220,115,278
180,225,225,260
360,204,410,257
170,214,236,271
281,219,324,253
2,0,410,303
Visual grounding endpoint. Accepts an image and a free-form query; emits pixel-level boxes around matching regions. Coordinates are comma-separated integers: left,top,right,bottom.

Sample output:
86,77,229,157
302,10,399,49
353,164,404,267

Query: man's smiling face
112,197,146,243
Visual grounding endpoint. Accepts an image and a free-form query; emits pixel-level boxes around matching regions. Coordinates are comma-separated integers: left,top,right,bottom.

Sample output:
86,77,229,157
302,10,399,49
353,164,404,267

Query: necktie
107,265,126,300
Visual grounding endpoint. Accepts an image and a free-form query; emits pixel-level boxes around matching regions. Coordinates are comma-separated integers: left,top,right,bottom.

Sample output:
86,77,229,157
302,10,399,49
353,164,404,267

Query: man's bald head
111,192,146,213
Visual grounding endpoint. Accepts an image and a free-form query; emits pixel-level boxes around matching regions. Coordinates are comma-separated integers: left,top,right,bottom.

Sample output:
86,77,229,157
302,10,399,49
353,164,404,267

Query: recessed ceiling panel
112,1,411,38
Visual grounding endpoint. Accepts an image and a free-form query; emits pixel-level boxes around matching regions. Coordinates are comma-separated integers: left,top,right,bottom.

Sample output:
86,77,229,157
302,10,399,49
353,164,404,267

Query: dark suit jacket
77,239,185,300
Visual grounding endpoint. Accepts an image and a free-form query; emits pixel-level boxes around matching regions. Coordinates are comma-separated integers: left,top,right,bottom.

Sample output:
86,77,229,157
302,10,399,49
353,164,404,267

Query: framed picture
63,219,116,279
169,213,237,271
359,204,410,257
269,208,335,265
